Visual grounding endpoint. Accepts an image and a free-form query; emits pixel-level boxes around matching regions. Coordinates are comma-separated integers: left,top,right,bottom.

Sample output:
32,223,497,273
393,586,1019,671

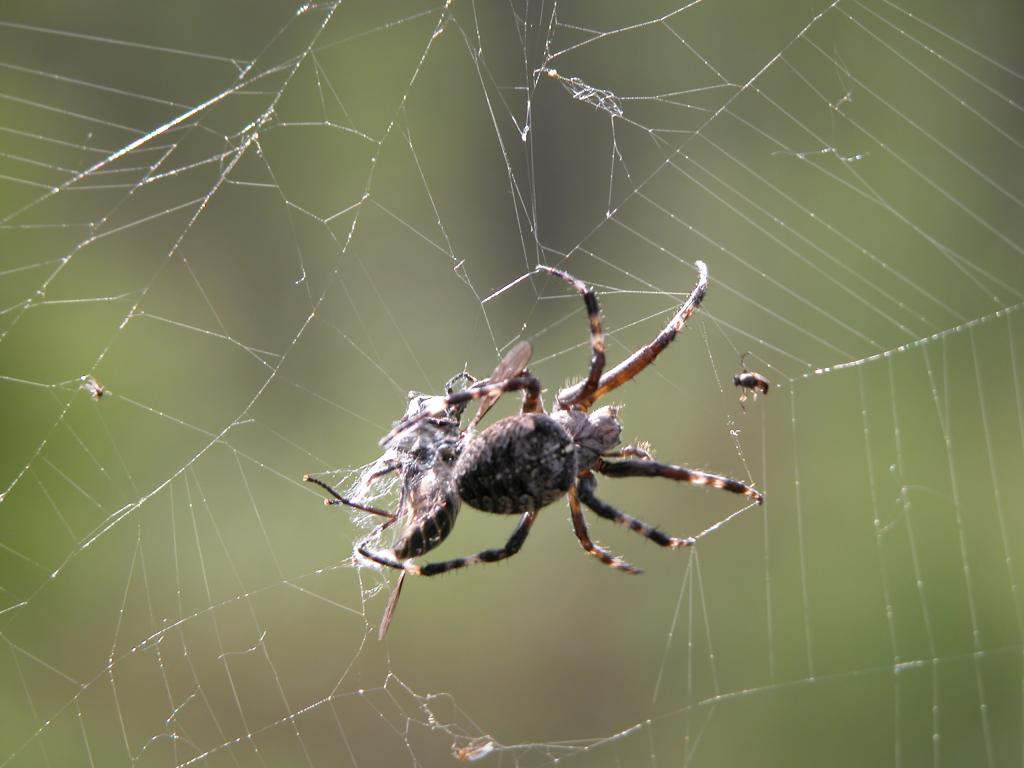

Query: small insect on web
305,261,763,637
734,352,770,413
453,737,496,762
82,375,107,400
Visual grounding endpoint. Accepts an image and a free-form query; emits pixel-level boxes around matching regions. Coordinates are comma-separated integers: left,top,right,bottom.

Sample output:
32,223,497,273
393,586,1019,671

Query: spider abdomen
456,414,576,514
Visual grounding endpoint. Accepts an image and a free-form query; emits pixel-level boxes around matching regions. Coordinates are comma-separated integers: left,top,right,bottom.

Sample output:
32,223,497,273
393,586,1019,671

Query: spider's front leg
381,373,543,446
556,260,708,410
534,265,606,409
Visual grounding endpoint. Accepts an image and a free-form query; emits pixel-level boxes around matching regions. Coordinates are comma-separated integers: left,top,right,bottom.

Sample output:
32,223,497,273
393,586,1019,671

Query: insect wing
474,339,532,423
378,571,406,640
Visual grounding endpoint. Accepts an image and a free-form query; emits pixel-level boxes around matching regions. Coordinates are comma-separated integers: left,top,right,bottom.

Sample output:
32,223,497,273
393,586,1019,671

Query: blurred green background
1,1,1022,766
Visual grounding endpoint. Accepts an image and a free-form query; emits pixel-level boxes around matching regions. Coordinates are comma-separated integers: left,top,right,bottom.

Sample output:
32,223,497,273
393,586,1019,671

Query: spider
306,261,763,633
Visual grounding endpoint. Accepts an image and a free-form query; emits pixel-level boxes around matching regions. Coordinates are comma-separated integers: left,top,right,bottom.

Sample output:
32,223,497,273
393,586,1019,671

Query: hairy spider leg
577,472,696,548
444,370,477,395
381,373,543,446
603,445,654,461
359,508,539,576
556,260,708,411
567,484,642,573
596,457,764,504
534,266,606,409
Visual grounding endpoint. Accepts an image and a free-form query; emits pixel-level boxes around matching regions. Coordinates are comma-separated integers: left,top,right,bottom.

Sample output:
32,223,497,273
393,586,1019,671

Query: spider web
1,1,1022,766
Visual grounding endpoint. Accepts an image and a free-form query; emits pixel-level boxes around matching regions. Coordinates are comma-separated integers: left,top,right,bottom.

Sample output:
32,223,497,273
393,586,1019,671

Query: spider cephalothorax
306,261,763,634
